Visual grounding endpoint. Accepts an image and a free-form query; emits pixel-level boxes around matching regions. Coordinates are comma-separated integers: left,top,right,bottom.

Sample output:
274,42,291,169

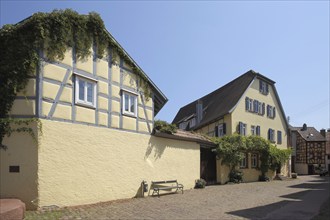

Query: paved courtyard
26,175,329,219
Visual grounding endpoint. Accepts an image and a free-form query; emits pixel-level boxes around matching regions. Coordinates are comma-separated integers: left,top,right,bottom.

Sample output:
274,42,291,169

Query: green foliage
213,134,291,180
213,134,247,171
0,9,152,148
195,178,207,188
154,120,177,134
229,170,243,183
268,145,292,171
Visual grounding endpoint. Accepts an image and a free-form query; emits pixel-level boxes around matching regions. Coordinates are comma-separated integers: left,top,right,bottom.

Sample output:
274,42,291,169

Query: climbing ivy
0,9,152,149
154,120,177,134
213,134,291,181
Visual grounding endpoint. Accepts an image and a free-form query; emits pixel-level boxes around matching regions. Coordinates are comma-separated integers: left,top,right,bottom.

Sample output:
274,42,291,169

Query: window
277,131,282,144
268,129,275,142
189,118,196,128
251,154,258,168
267,105,276,118
245,97,253,112
122,91,137,116
259,80,269,95
256,126,261,136
75,75,97,107
240,153,247,168
239,122,247,136
251,126,256,135
216,123,226,137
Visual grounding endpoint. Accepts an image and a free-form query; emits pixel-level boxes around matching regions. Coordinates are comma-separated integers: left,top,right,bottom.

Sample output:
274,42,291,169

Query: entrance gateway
200,146,217,185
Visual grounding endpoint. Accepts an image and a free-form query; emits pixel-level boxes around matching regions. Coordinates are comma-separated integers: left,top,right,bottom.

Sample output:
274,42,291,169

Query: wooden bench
151,180,184,197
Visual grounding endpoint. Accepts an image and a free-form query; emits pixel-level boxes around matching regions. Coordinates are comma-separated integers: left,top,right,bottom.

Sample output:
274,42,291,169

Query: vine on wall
0,9,152,149
213,134,291,180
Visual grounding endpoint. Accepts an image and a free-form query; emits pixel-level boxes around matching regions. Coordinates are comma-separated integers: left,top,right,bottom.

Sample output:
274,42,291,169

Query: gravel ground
25,175,330,220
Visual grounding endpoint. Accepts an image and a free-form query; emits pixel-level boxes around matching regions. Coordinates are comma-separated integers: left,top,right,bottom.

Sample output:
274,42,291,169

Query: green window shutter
223,123,226,135
215,126,218,137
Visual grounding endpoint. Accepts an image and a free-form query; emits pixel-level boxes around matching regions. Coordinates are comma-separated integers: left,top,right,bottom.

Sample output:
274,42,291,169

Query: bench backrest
152,180,177,185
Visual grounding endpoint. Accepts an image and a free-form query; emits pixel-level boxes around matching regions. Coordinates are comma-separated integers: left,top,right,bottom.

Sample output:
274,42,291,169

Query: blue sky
1,0,329,130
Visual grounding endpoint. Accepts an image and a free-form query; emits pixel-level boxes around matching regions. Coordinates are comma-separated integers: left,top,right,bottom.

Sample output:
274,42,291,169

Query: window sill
123,112,137,118
75,102,96,109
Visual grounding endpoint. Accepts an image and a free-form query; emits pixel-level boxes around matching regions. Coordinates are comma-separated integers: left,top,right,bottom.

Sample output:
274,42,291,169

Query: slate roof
172,70,285,130
291,126,326,142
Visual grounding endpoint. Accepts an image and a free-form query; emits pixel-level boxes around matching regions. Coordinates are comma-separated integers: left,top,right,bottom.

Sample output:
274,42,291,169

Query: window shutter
268,129,271,140
266,84,269,94
266,105,270,117
259,80,262,92
223,123,226,135
245,97,249,110
215,126,218,137
256,126,260,136
273,107,276,118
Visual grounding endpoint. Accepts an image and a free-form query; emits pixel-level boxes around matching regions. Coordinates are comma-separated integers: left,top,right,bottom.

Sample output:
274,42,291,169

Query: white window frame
218,123,226,137
268,129,275,142
251,153,258,168
251,125,256,135
75,75,97,108
122,90,138,117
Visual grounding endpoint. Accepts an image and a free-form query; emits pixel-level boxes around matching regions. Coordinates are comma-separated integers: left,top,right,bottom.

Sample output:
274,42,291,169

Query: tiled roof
172,70,285,130
292,127,326,142
152,129,215,147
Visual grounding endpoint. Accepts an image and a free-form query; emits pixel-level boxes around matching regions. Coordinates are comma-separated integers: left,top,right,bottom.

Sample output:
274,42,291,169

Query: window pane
130,96,135,113
124,94,129,111
87,82,93,103
79,79,85,101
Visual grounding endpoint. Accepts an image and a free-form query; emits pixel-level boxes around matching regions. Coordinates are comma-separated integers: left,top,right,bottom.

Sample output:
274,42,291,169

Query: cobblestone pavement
25,175,330,219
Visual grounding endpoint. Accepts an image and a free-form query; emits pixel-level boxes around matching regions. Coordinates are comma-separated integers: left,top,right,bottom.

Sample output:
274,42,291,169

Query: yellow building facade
173,70,290,184
1,22,202,210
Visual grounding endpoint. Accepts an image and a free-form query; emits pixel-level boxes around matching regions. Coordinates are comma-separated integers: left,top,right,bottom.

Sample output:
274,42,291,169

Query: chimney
302,123,307,131
196,100,203,124
320,129,326,137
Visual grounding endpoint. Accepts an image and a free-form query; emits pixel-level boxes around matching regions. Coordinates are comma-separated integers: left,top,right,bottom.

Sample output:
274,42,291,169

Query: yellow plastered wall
76,49,93,73
10,99,35,116
0,123,39,210
43,63,67,82
122,71,137,90
96,59,108,79
231,78,288,149
37,119,200,208
16,79,36,97
39,47,155,133
196,115,231,137
216,158,276,184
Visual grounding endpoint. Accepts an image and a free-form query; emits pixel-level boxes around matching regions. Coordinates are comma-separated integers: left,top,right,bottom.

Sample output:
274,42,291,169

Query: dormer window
259,80,269,95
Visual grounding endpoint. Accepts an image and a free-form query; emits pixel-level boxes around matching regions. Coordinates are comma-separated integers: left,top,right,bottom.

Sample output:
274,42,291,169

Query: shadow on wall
145,136,167,160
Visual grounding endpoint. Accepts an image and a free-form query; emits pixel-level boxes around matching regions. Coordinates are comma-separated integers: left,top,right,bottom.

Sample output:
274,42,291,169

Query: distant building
320,129,330,172
289,124,326,174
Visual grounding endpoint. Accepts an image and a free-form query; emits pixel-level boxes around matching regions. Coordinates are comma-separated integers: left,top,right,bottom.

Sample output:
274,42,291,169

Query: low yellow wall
0,123,39,210
37,119,200,208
